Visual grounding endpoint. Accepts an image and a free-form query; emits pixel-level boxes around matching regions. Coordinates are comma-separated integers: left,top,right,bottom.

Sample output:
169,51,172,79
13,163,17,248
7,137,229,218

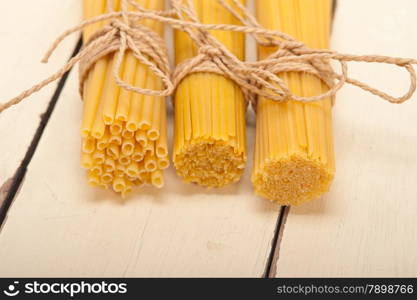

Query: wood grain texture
275,0,417,277
0,179,13,208
0,1,280,277
0,0,81,186
0,69,279,277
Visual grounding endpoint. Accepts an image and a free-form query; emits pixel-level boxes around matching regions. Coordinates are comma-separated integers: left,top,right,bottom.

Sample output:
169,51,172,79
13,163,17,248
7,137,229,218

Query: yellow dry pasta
80,0,169,196
104,158,116,173
80,152,93,169
82,136,96,154
151,170,164,188
101,173,114,184
173,0,247,188
252,0,335,205
109,135,122,146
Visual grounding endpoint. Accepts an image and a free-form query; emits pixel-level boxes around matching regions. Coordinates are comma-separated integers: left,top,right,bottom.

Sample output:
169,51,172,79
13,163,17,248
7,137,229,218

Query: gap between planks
0,39,82,230
0,0,339,275
0,0,338,276
263,0,338,278
263,206,290,278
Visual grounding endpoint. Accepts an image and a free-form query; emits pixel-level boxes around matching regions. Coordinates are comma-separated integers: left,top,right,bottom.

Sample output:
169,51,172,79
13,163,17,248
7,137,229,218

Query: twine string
0,0,173,113
1,0,417,114
173,0,417,106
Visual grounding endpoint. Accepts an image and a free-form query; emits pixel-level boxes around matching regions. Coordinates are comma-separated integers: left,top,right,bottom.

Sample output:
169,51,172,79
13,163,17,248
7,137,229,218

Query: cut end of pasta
81,97,169,196
126,122,138,132
147,129,160,141
174,139,246,188
252,154,334,206
80,0,169,197
173,0,247,189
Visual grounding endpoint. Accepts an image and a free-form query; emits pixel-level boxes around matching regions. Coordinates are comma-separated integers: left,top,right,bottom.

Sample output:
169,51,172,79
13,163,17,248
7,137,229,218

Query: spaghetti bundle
2,0,416,203
81,0,169,196
252,0,335,205
173,0,247,188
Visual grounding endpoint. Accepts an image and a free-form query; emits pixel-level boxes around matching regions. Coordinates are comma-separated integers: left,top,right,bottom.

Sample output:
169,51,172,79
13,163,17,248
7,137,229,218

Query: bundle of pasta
252,0,335,205
81,0,169,196
173,0,247,187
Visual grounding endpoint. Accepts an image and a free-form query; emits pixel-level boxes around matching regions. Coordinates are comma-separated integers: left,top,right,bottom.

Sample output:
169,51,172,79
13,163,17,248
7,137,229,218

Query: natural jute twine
1,0,417,114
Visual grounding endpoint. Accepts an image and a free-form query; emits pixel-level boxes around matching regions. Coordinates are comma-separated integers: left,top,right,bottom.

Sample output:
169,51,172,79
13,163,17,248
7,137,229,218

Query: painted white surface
276,0,417,277
0,0,81,184
2,0,415,278
0,0,279,277
0,68,279,277
0,0,81,186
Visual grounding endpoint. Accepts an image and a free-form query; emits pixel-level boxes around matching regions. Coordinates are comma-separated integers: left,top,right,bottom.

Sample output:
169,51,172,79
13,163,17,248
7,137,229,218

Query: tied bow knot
0,0,173,114
170,0,340,106
78,7,173,98
2,0,417,115
172,0,417,106
199,45,223,58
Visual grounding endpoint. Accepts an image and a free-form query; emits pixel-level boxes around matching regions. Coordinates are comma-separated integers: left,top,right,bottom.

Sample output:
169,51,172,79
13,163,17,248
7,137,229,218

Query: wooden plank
0,1,280,277
275,0,417,277
0,0,81,187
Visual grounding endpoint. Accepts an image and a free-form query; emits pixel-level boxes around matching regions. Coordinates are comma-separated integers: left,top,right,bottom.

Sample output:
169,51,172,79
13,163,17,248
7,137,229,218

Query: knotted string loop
1,0,417,115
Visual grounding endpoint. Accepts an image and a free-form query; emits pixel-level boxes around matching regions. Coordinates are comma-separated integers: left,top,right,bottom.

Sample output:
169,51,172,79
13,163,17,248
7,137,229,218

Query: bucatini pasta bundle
173,0,247,188
253,0,335,205
81,0,168,196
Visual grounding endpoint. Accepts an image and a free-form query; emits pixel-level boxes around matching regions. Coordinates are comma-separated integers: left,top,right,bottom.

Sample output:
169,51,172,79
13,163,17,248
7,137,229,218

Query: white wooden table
0,0,416,277
0,0,80,197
